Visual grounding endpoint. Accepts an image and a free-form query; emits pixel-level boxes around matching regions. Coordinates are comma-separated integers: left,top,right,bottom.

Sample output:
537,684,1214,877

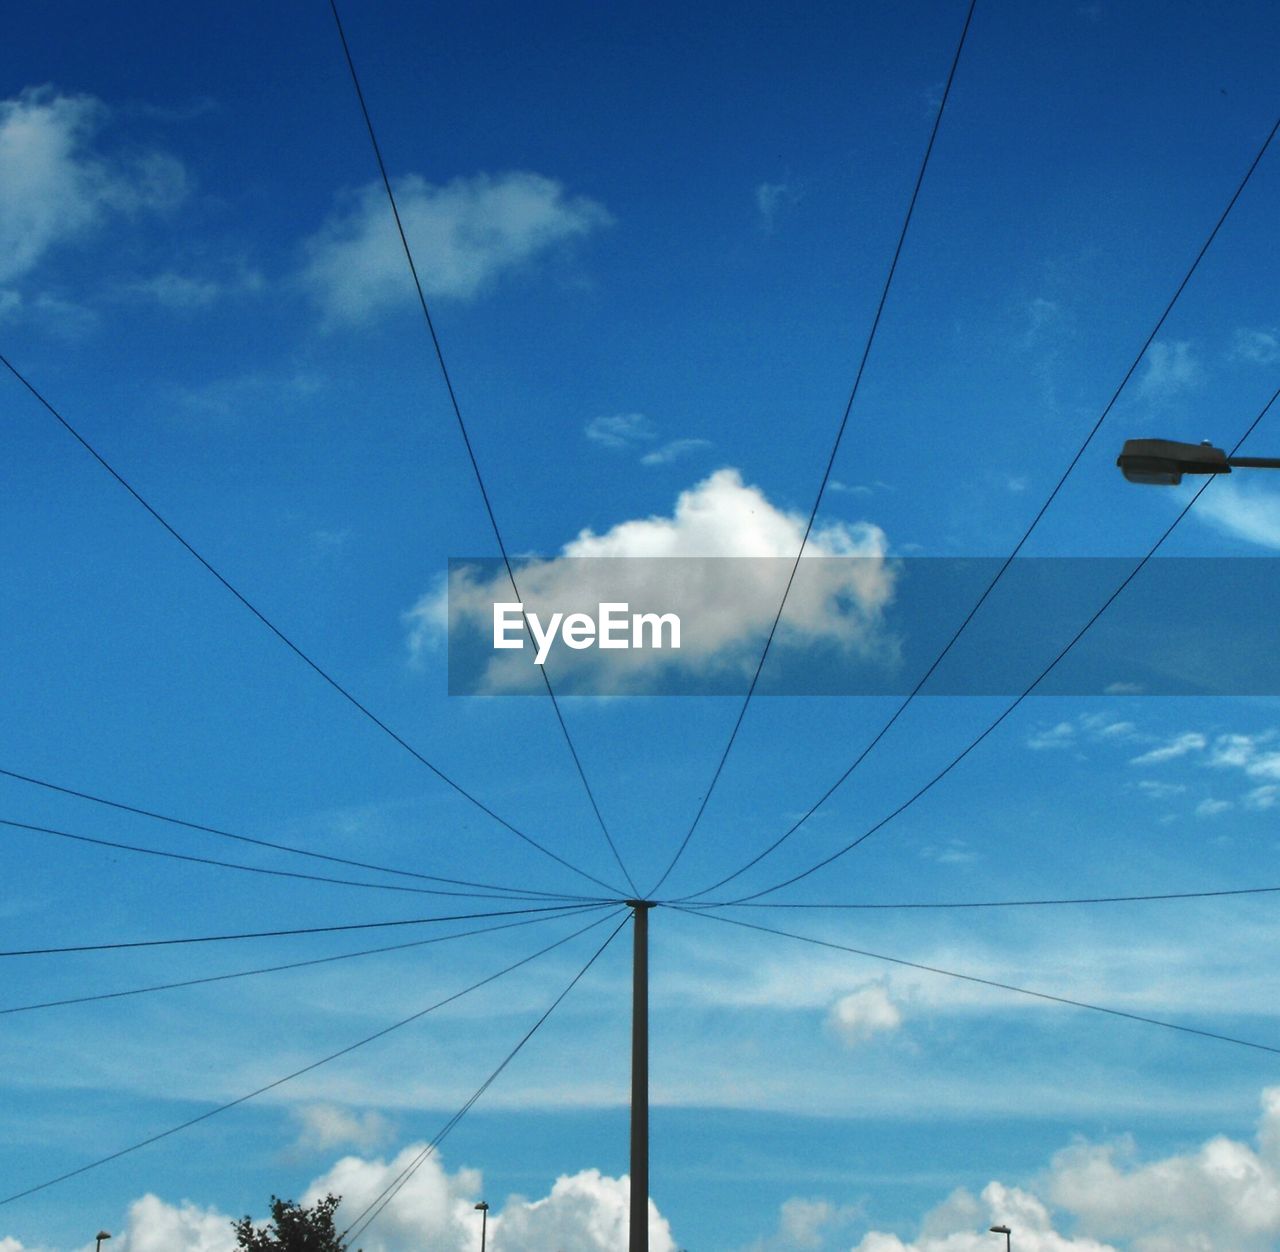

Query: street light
1116,438,1280,486
989,1224,1011,1251
474,1200,489,1252
95,1235,111,1252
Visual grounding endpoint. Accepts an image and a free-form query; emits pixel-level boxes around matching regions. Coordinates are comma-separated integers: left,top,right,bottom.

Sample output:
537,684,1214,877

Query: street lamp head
1116,438,1229,485
475,1201,489,1212
989,1225,1010,1234
96,1235,112,1243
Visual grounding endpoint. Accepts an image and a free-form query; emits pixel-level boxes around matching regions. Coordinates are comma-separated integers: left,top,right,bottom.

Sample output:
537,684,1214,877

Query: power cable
680,111,1280,902
340,911,629,1245
0,904,607,1015
0,765,596,902
678,907,1280,1057
678,884,1280,910
649,0,980,895
1,902,616,959
326,0,637,897
690,383,1280,904
0,908,622,1206
0,350,623,899
1,816,610,904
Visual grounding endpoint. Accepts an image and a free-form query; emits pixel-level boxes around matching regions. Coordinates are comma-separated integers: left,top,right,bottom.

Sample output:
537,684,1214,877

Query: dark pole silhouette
628,901,654,1252
475,1200,489,1251
990,1224,1011,1251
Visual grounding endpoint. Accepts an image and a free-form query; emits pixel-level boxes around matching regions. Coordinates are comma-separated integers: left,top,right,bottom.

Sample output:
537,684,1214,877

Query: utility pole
627,900,654,1252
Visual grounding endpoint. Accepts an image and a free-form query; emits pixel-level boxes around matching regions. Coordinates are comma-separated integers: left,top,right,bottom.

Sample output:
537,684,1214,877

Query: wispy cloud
1231,327,1280,366
640,437,712,466
1136,339,1202,402
1129,731,1206,765
302,171,612,324
584,412,656,449
0,86,187,292
1193,479,1280,550
755,178,800,231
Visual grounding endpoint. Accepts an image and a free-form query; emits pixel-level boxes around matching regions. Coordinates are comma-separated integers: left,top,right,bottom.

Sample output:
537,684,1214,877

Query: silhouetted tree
233,1194,355,1252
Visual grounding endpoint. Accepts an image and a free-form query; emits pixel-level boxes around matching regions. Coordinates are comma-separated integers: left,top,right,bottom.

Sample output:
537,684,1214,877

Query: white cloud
755,179,800,231
0,86,186,288
115,1193,236,1252
744,1196,862,1252
1136,341,1202,403
303,171,611,323
1193,479,1280,550
584,412,657,449
122,264,263,310
851,1088,1280,1252
1134,780,1185,801
1231,328,1280,366
640,438,713,466
413,467,895,691
1245,784,1279,810
292,1103,394,1154
1129,733,1206,765
1193,798,1232,817
828,982,902,1046
305,1151,675,1252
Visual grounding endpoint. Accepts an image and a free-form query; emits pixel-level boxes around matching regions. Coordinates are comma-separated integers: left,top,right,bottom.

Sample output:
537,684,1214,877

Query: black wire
0,765,596,902
1,902,618,958
679,884,1280,910
694,384,1280,905
0,905,608,1015
648,0,980,896
0,351,623,899
340,911,629,1244
1,816,612,905
680,111,1280,902
0,909,623,1207
325,0,637,898
677,907,1280,1057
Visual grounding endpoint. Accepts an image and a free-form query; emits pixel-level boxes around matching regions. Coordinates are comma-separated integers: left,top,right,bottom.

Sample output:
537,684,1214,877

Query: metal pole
628,901,652,1252
475,1200,489,1252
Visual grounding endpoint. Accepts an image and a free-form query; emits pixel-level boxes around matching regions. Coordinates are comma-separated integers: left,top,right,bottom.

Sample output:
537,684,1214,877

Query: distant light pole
1116,438,1280,486
95,1234,111,1252
989,1224,1011,1251
474,1201,489,1252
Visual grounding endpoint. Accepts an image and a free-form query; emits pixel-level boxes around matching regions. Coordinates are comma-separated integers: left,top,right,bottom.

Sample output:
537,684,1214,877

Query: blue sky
3,2,1280,1250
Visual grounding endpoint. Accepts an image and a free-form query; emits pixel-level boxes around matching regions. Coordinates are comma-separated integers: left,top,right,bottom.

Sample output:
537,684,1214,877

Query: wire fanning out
0,351,623,899
1,902,615,959
339,912,629,1244
0,905,608,1015
678,908,1280,1057
0,765,599,902
0,910,623,1206
681,103,1280,901
1,816,615,904
699,384,1280,905
326,0,637,897
648,0,981,896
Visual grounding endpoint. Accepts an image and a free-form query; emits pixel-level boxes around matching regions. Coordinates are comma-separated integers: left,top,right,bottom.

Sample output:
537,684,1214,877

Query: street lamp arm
1226,456,1280,469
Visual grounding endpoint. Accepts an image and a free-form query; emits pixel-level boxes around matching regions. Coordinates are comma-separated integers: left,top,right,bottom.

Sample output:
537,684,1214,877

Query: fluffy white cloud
116,1194,236,1252
1136,341,1201,403
304,1149,674,1252
292,1103,394,1154
828,983,902,1046
0,86,186,287
852,1089,1280,1252
412,467,895,692
303,171,611,323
